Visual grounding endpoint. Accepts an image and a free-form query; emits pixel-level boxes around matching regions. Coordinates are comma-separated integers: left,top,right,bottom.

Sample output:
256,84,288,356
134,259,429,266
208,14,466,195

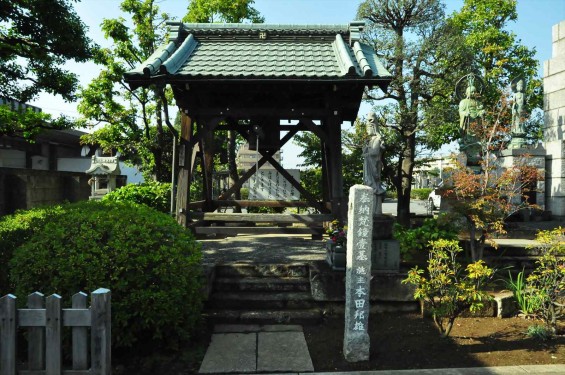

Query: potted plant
326,219,347,270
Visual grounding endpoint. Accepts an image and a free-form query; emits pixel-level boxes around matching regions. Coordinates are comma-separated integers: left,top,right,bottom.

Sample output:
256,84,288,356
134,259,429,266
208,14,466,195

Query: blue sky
30,0,565,168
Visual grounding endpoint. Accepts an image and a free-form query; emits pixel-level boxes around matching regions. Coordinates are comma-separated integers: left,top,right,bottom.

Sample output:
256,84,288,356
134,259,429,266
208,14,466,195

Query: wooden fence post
91,288,111,375
72,291,89,370
0,294,17,375
27,292,45,370
46,294,62,375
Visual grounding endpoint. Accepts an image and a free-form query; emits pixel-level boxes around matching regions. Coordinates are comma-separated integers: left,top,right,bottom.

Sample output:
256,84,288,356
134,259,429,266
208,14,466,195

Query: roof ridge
167,21,351,30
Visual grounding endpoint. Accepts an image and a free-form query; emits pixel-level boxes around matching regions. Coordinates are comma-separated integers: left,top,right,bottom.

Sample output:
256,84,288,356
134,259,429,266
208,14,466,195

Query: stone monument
544,20,565,217
343,184,373,362
85,155,121,200
361,113,400,272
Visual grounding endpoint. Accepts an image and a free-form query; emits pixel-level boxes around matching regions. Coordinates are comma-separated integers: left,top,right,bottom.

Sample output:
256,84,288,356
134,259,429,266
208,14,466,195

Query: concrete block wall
544,20,565,216
0,168,91,217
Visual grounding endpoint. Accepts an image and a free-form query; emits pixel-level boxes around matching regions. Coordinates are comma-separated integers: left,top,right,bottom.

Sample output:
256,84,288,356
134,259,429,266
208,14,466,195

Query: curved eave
125,74,391,91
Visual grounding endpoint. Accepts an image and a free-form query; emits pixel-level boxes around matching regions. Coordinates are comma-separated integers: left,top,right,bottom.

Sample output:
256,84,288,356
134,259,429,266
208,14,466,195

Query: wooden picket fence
0,288,111,375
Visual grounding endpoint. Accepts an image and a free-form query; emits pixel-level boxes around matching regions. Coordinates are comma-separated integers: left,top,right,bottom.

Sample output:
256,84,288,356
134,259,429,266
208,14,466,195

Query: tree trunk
396,130,416,227
227,130,241,213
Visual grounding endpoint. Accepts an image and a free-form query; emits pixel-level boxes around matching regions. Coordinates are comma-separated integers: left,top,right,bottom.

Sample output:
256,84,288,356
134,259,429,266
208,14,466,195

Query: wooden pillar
321,120,331,204
327,115,345,221
199,117,222,212
175,112,194,227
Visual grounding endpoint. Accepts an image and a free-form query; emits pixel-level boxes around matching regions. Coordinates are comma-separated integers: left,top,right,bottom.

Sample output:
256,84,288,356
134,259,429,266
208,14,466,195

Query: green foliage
183,0,264,23
78,0,176,181
411,188,433,200
299,168,322,205
394,215,458,261
0,0,94,138
403,239,495,337
0,0,93,103
526,324,553,341
522,228,565,332
506,270,542,317
0,206,66,294
358,0,467,226
102,181,172,213
9,201,203,350
449,0,542,117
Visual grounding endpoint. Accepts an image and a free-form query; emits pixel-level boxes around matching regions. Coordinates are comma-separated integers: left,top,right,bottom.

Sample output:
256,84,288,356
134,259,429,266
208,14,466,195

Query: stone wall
0,168,91,216
544,20,565,216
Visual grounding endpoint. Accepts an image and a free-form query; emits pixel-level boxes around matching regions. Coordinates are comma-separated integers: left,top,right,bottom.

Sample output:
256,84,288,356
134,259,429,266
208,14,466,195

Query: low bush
9,200,202,350
403,239,495,337
394,214,458,261
411,188,433,200
102,181,172,213
522,228,565,333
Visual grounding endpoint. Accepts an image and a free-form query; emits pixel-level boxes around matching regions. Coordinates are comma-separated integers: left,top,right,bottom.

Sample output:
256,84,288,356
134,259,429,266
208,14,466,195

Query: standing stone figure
511,77,527,134
363,112,385,214
456,74,485,166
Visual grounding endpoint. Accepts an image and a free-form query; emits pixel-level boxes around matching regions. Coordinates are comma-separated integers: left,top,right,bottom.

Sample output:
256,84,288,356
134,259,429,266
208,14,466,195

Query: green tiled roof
124,22,391,84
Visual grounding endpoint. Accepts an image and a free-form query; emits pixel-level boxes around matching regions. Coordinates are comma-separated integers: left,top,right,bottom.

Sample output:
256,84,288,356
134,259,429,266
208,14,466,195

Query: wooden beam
187,213,333,223
194,226,324,235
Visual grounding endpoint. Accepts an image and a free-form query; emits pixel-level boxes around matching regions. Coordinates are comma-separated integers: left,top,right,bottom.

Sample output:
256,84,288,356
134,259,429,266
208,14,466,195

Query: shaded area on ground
305,313,565,372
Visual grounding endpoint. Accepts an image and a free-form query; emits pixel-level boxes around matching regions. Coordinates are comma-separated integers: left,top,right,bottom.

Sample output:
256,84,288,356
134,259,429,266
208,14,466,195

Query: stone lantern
85,155,121,199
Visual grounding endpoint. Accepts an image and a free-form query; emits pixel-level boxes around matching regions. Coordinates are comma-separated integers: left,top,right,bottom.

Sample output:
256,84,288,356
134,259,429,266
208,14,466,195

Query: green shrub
523,228,565,332
526,324,553,341
403,239,495,337
506,269,543,317
102,181,172,213
411,188,433,200
0,205,65,294
394,214,458,261
9,200,202,350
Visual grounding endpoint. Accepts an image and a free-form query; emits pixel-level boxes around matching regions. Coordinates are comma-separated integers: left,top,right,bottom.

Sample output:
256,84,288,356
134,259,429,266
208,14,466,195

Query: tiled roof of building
124,22,391,85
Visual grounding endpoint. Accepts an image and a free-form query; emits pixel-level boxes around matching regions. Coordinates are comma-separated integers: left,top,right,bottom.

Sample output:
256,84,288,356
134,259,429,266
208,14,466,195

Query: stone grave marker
343,184,373,362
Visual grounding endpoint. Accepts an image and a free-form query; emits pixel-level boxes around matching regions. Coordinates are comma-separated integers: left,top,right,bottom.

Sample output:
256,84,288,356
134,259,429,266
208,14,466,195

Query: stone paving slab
257,331,314,373
198,333,256,373
214,324,261,333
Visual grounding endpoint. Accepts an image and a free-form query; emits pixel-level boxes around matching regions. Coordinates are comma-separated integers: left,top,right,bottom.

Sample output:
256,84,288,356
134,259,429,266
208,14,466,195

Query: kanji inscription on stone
343,184,374,362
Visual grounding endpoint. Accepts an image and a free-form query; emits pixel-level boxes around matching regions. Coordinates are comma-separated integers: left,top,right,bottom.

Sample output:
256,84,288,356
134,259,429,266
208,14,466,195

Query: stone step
215,263,309,278
204,308,323,325
214,277,310,292
207,291,316,310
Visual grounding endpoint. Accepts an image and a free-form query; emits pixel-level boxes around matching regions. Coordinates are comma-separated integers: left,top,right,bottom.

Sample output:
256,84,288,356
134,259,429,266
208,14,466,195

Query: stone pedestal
326,240,346,271
544,20,565,216
371,215,400,272
500,146,546,211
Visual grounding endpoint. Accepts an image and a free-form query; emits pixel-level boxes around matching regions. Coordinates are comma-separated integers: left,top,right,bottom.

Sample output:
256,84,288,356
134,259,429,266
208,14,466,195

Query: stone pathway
198,324,314,374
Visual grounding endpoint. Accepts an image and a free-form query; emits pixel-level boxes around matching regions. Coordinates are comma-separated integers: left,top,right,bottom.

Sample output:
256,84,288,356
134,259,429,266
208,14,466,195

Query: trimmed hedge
102,181,172,213
0,205,65,294
8,200,202,350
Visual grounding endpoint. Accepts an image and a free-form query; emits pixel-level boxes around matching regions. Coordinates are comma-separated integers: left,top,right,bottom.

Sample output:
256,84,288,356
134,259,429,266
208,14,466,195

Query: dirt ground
304,313,565,372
